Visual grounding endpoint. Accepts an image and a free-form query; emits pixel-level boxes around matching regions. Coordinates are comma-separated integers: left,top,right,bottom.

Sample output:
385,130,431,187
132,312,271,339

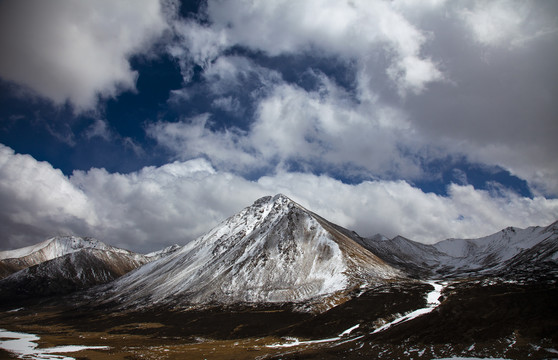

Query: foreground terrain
1,279,557,359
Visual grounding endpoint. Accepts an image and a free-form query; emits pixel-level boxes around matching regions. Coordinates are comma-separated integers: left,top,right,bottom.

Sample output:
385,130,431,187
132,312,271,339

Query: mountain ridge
0,248,150,304
360,220,558,278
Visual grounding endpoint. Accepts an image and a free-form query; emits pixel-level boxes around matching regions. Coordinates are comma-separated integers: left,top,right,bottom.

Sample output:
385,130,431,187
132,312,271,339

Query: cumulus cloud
0,0,168,110
168,18,228,81
148,113,261,174
0,145,98,250
168,0,445,94
2,1,557,252
401,1,558,195
386,56,444,96
1,144,557,253
150,78,425,180
459,0,530,47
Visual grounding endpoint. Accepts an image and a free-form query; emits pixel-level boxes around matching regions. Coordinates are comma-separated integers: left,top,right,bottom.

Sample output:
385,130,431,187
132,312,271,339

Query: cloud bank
1,144,557,253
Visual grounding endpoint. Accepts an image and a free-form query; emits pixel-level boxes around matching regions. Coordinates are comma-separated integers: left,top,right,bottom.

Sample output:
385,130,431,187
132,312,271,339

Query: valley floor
0,279,556,360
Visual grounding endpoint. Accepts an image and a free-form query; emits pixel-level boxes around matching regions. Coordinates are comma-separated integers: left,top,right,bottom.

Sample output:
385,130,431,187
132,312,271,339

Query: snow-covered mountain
0,236,140,279
361,220,558,278
0,236,152,305
0,248,150,304
1,196,554,315
101,194,402,310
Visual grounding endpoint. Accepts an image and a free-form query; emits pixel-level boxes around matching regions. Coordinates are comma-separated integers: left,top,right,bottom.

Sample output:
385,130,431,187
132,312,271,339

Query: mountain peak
252,193,295,208
272,193,292,201
104,195,400,310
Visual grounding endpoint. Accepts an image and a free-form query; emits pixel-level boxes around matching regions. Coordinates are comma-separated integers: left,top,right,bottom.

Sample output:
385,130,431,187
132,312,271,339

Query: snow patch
0,329,109,359
339,324,360,337
372,281,446,334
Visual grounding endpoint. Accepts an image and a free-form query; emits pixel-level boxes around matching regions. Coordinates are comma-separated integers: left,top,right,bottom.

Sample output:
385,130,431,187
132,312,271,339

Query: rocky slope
145,244,182,260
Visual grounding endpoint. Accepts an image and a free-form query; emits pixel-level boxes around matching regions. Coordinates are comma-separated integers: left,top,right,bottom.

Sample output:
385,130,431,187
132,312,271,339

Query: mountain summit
103,194,401,310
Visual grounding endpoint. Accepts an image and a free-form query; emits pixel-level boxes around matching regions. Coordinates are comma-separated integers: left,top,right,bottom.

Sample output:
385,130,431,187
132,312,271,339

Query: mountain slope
433,221,557,273
102,194,402,310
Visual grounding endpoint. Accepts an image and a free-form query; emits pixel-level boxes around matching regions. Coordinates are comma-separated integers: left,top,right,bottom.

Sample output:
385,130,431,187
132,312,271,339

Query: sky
1,0,558,253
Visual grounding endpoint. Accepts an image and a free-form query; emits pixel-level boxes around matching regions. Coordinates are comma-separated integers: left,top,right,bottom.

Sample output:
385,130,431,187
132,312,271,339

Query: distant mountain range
359,221,558,280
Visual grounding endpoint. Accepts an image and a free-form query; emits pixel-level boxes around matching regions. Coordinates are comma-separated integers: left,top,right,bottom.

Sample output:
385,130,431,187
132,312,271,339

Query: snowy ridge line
0,236,106,260
0,236,143,264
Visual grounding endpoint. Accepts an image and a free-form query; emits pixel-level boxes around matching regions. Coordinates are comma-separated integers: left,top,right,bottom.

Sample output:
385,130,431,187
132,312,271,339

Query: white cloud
387,56,444,96
168,19,228,82
457,0,558,49
459,0,527,47
195,55,283,103
212,96,242,115
166,0,444,95
148,113,261,174
161,0,558,196
0,144,98,249
1,144,556,253
84,119,113,141
3,2,558,253
0,0,168,110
